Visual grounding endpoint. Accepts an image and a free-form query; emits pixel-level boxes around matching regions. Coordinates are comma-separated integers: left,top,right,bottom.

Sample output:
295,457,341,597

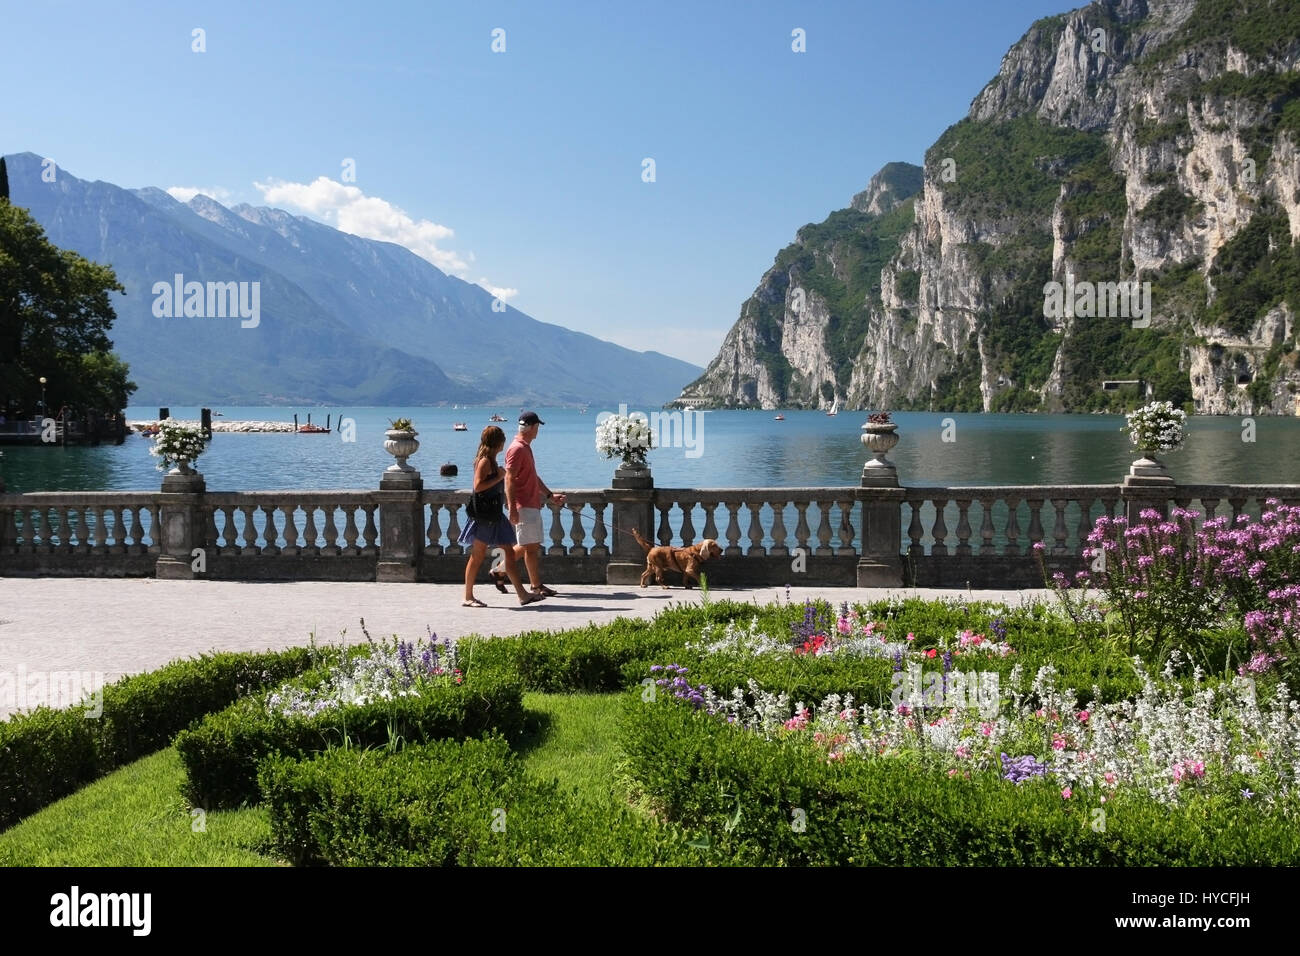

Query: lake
2,406,1299,493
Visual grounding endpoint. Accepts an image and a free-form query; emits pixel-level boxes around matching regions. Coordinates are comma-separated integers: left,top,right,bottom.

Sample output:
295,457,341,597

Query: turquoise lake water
1,406,1298,493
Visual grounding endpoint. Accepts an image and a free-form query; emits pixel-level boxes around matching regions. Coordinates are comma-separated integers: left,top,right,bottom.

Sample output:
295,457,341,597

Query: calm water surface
2,407,1298,493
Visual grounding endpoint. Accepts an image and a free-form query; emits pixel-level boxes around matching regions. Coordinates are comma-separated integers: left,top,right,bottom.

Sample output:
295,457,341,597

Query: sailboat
826,397,839,417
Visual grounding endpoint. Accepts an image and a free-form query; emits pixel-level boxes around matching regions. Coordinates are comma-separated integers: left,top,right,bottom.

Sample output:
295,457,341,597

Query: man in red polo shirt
500,411,566,597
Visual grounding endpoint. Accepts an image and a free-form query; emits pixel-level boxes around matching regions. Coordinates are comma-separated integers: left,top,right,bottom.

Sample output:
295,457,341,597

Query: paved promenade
0,578,1057,718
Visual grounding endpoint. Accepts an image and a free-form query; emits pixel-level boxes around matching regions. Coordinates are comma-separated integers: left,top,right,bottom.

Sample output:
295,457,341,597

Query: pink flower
836,618,852,635
1104,771,1116,785
1034,708,1046,719
1052,733,1067,751
1077,710,1090,723
906,632,915,642
980,723,994,737
897,704,912,716
955,746,970,758
1061,787,1072,800
948,768,959,777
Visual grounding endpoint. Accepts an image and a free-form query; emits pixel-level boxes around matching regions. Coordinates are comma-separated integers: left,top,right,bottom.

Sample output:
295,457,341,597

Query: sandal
531,585,558,597
489,569,508,593
519,593,546,606
462,598,488,608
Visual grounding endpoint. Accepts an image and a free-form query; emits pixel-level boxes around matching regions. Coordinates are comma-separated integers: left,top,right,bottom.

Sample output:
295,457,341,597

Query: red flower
925,648,937,658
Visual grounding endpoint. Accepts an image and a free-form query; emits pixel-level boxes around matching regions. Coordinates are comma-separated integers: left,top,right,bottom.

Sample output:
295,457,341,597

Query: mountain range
4,152,700,407
679,0,1300,414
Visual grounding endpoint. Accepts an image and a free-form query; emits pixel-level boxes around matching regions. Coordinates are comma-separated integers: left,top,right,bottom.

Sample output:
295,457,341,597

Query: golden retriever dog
631,528,723,588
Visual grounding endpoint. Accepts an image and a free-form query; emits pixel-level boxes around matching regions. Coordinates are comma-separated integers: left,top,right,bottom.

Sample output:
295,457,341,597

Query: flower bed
175,632,524,809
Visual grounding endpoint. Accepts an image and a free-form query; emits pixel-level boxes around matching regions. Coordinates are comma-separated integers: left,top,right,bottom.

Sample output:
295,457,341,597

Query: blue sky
5,0,1071,365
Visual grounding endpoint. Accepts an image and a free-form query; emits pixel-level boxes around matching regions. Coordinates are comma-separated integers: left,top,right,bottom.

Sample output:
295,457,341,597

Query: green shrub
619,694,1300,865
260,734,703,866
457,601,759,692
176,671,525,809
0,646,327,832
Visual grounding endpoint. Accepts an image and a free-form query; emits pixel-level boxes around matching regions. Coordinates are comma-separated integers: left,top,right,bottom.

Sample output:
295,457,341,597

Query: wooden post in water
294,414,299,431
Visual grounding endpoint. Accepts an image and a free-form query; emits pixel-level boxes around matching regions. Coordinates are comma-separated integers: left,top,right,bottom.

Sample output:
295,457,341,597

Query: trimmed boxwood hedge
619,693,1300,866
259,734,704,866
0,646,328,832
176,670,526,809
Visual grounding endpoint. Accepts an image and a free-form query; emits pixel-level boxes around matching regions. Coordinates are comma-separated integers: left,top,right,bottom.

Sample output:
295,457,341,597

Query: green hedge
259,734,703,866
456,602,759,692
176,671,526,809
0,646,327,832
619,694,1300,866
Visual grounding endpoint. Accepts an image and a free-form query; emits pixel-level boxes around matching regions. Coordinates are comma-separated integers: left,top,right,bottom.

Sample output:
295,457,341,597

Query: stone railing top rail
0,491,162,503
903,485,1123,497
203,490,380,504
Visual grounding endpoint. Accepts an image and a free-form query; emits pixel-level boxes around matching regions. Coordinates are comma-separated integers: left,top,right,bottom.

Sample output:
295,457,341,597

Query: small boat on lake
826,398,839,417
773,414,785,421
453,422,468,431
297,423,329,433
489,414,507,422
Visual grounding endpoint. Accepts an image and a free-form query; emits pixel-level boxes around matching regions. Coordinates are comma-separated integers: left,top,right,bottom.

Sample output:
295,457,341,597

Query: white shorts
514,507,543,546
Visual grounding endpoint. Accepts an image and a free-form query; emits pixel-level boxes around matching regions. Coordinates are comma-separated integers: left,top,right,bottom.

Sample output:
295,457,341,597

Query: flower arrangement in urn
149,419,210,473
864,410,895,428
596,412,654,468
1123,401,1186,457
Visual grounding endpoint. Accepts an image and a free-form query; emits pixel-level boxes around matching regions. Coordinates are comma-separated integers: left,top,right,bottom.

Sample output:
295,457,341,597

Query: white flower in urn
596,412,654,467
1123,401,1187,455
149,420,210,472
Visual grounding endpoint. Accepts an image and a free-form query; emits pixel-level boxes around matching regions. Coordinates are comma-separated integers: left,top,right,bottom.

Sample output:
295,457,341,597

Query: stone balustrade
2,426,1297,587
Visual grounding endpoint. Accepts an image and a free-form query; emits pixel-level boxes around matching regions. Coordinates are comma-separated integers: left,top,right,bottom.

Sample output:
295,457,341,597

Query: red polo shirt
506,435,542,509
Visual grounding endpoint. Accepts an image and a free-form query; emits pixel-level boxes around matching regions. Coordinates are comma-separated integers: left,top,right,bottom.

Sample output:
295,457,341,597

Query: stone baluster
342,506,361,555
768,497,788,556
1229,496,1247,524
1004,497,1022,556
302,505,320,555
955,498,972,557
280,505,300,557
1200,497,1220,522
907,502,923,558
362,505,380,554
322,505,342,556
723,502,743,556
590,498,609,557
836,497,856,555
547,501,566,556
1051,498,1069,554
263,505,282,556
746,498,766,556
814,500,834,556
931,499,949,557
700,498,720,543
1075,497,1096,553
978,497,996,555
679,500,697,547
570,503,588,556
1026,498,1044,549
793,501,811,555
656,503,673,546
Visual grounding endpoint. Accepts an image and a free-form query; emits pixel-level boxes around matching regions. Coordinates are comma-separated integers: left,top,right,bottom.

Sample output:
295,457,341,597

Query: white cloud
167,185,234,203
477,279,518,301
253,176,471,275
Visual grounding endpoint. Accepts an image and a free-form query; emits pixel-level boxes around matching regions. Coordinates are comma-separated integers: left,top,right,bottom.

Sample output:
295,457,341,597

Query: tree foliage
0,200,134,415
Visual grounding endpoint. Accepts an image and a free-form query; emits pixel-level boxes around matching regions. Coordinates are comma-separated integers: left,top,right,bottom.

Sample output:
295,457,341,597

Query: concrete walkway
0,578,1057,718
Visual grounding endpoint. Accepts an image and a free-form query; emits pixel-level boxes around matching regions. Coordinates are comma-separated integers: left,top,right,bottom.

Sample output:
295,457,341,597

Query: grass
0,749,278,866
0,692,630,866
516,691,628,806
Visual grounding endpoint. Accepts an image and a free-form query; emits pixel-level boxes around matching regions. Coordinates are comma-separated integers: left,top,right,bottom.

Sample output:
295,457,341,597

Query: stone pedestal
607,465,653,584
857,487,905,587
1122,455,1174,524
155,470,206,579
376,474,423,582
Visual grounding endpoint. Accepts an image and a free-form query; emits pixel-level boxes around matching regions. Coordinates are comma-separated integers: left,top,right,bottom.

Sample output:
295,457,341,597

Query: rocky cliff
680,0,1300,415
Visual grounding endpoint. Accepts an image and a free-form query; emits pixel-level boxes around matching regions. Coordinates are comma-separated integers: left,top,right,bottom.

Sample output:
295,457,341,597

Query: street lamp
39,377,46,419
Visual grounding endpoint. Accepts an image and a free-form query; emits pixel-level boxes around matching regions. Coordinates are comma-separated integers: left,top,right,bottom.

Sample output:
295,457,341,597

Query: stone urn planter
383,429,420,473
1128,449,1170,478
861,422,899,483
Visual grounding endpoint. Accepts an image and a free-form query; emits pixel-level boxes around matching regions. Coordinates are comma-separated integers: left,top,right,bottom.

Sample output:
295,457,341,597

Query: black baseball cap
519,411,545,426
